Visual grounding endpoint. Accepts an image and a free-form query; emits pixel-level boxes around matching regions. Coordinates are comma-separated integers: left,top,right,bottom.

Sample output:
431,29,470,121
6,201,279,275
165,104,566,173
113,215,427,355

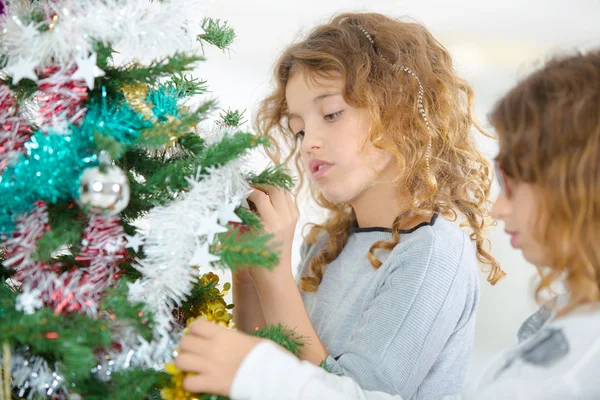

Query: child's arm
231,340,406,400
175,319,408,400
246,187,329,366
232,270,266,333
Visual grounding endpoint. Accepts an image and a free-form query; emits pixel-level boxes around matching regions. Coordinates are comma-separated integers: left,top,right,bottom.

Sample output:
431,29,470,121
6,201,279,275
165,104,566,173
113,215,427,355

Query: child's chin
321,190,355,205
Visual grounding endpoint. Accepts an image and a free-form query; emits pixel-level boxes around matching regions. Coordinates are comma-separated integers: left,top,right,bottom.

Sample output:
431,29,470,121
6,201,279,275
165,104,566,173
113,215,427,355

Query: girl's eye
295,129,305,140
324,111,343,121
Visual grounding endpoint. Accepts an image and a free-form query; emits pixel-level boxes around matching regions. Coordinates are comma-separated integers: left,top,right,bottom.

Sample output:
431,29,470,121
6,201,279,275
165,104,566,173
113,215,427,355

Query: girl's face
491,168,549,267
285,72,395,205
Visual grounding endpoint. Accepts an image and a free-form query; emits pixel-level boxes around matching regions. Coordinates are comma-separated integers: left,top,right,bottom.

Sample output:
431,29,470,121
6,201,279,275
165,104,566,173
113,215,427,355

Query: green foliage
0,280,153,386
252,324,305,358
103,53,204,90
216,228,279,272
169,73,209,97
100,281,154,341
198,18,236,50
247,165,294,192
218,108,246,127
137,112,204,147
33,201,86,262
234,207,263,231
0,285,112,380
0,76,37,104
68,366,169,400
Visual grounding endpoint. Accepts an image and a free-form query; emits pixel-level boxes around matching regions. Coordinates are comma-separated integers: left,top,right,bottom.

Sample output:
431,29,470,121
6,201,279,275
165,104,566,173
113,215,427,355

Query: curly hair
491,50,600,314
256,12,504,291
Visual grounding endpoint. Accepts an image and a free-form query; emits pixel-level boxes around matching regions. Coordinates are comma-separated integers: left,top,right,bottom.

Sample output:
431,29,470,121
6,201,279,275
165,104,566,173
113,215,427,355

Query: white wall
193,0,600,377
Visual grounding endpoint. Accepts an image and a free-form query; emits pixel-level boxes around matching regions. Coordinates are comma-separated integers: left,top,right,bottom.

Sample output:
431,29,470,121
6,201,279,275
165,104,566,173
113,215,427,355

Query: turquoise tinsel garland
147,85,182,122
0,85,185,233
0,129,98,233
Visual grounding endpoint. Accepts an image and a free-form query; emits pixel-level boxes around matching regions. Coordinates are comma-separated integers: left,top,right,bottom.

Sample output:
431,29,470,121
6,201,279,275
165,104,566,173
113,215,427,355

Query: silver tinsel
11,348,65,399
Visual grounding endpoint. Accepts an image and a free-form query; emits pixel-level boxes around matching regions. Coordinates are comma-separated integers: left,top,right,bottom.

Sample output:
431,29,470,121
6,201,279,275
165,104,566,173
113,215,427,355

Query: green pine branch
69,368,169,400
217,108,246,127
103,53,204,89
169,73,209,98
200,132,269,170
171,133,206,158
33,201,86,262
0,279,153,382
137,112,205,147
198,18,236,50
0,76,38,104
247,165,294,191
252,324,305,357
215,228,279,272
123,131,269,218
95,41,118,70
235,207,263,231
100,281,154,341
0,285,112,380
94,133,127,160
109,369,170,400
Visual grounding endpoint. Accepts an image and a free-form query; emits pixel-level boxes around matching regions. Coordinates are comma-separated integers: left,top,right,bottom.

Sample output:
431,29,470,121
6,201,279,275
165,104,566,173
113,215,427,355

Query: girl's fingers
264,186,288,211
247,189,277,222
178,335,208,356
263,186,298,219
189,319,222,339
183,373,221,395
173,353,206,374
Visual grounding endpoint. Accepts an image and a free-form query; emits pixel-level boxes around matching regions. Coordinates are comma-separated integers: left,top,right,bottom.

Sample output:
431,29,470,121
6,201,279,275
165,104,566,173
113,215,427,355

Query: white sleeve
230,341,406,400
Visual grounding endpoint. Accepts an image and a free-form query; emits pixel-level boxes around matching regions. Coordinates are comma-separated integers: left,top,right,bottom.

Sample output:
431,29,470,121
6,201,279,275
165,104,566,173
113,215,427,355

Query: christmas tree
0,1,300,398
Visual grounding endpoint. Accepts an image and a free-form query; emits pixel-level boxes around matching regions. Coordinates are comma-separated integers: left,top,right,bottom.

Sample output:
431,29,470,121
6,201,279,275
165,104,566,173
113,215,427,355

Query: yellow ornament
161,361,200,400
161,273,234,400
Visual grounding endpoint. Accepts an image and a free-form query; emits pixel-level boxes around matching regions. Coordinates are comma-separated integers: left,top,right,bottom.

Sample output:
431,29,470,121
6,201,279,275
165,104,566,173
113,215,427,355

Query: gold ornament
161,273,234,400
161,361,200,400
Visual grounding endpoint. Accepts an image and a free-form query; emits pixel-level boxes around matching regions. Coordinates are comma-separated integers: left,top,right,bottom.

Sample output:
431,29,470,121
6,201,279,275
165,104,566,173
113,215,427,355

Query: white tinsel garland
121,129,251,365
0,0,203,68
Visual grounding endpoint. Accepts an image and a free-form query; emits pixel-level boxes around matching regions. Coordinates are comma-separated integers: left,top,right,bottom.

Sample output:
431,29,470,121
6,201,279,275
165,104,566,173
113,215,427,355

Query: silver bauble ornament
77,165,130,215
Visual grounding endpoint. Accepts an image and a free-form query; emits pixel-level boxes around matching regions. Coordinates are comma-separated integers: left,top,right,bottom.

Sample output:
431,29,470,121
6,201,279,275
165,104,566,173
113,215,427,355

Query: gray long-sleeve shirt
295,215,480,399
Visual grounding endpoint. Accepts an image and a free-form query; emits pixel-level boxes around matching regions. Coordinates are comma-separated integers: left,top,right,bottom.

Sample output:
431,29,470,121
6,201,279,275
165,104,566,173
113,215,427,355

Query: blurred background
192,0,600,378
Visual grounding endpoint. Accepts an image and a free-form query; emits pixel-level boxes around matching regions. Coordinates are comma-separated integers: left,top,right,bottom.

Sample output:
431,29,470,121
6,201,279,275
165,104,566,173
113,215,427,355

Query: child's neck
351,183,431,230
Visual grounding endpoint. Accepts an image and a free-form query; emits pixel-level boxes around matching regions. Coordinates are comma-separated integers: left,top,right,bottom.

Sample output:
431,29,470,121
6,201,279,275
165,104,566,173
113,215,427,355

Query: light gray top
296,216,480,399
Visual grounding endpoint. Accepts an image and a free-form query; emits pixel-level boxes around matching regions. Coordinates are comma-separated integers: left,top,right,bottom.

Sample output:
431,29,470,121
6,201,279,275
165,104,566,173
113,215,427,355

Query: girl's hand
232,266,254,285
247,186,298,281
174,319,262,397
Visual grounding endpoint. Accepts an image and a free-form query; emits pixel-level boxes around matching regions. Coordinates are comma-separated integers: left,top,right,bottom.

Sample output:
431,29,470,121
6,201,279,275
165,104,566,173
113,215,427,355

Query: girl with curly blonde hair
175,12,503,399
176,49,600,400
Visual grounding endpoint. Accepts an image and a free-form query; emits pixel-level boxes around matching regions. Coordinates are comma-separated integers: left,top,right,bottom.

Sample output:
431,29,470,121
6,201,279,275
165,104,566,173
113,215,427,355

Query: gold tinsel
0,342,10,400
122,83,155,121
161,273,234,400
121,84,181,147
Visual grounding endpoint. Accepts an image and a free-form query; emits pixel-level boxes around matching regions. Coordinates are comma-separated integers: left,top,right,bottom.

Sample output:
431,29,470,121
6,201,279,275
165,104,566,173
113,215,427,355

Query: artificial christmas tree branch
215,228,279,273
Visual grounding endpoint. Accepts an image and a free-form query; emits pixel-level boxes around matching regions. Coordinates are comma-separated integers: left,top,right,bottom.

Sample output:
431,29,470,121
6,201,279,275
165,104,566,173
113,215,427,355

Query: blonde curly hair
491,50,600,314
256,12,504,291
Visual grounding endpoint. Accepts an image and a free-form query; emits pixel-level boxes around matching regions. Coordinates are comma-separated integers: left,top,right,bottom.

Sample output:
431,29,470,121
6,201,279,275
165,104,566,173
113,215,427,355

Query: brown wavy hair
491,50,600,314
256,12,504,291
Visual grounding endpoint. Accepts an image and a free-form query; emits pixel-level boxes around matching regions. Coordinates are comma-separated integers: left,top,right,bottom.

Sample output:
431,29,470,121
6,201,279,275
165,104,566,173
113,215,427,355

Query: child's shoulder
299,230,328,261
397,215,469,250
387,215,478,274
